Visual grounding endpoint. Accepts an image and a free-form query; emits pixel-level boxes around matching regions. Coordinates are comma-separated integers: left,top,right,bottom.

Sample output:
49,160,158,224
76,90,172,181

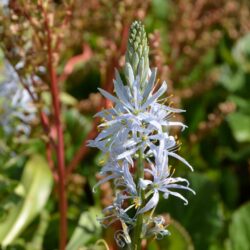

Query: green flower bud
125,21,149,89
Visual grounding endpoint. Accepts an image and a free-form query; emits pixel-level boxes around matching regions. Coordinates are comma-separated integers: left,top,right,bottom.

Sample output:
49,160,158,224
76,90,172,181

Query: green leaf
0,175,20,222
157,173,223,249
219,169,239,209
151,219,194,250
229,202,250,250
233,33,250,72
228,95,250,115
227,112,250,143
0,155,53,246
219,39,236,66
219,66,245,92
66,208,102,250
26,211,50,250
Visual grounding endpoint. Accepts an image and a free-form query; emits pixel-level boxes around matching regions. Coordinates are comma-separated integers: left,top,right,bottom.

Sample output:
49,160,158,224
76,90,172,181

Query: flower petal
165,190,189,205
143,67,157,99
137,190,159,214
141,81,167,110
139,178,152,190
98,88,121,104
124,163,137,195
168,152,194,171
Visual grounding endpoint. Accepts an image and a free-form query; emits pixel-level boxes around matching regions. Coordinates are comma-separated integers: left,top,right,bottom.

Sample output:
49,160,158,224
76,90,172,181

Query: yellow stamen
98,159,105,166
134,197,141,209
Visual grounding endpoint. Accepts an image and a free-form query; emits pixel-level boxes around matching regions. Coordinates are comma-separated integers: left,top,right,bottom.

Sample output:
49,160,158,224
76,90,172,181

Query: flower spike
88,20,195,248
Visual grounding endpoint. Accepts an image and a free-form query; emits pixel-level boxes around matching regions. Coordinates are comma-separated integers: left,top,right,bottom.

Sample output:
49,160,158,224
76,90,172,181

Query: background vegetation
0,0,250,249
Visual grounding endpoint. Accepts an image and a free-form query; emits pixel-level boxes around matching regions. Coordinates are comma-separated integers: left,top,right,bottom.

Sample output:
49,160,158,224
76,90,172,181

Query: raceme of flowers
88,21,195,248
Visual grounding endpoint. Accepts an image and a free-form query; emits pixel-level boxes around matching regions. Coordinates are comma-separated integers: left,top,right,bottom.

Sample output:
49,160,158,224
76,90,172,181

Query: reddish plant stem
45,142,58,181
28,76,58,174
19,5,59,183
54,3,74,53
14,68,57,180
43,7,67,250
40,112,58,181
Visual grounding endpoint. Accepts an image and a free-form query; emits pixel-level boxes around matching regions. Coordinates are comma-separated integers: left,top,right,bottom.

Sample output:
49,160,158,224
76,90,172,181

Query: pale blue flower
138,151,195,214
114,229,131,248
143,216,170,239
0,60,36,134
89,71,188,167
92,160,124,192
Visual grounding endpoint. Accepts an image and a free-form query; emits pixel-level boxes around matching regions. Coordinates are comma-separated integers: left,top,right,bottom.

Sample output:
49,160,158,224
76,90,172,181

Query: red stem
14,68,57,181
43,7,67,250
40,112,58,181
11,2,58,181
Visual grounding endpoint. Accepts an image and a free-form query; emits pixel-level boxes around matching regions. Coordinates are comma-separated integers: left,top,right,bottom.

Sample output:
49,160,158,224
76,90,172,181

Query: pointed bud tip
125,20,149,81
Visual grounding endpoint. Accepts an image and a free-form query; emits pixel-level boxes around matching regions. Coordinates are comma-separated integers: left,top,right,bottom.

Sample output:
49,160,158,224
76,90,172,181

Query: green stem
131,149,145,250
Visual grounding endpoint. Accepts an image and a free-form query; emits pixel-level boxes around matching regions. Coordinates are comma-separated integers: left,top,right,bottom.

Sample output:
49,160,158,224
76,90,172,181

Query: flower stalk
132,149,144,250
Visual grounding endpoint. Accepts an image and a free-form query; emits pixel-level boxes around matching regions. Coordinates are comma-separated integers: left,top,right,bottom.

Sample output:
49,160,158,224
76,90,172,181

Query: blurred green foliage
0,0,250,249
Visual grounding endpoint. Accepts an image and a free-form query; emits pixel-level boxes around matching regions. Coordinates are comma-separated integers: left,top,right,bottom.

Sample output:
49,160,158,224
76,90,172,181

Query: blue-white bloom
89,21,195,246
99,192,135,228
138,150,195,214
143,216,170,239
0,60,36,135
89,74,188,165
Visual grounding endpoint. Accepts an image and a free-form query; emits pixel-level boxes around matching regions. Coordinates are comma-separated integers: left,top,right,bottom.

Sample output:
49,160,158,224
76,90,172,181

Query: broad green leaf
0,155,53,246
227,112,250,143
151,219,194,250
147,240,159,250
66,208,102,250
219,169,239,209
26,211,50,250
156,173,223,249
229,202,250,250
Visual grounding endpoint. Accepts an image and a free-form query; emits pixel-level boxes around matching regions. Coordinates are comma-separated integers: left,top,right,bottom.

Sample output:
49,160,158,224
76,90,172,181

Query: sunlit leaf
26,211,50,250
227,112,250,143
233,33,250,72
0,155,53,246
149,218,194,250
66,207,102,250
156,173,223,249
219,66,245,92
229,202,250,250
